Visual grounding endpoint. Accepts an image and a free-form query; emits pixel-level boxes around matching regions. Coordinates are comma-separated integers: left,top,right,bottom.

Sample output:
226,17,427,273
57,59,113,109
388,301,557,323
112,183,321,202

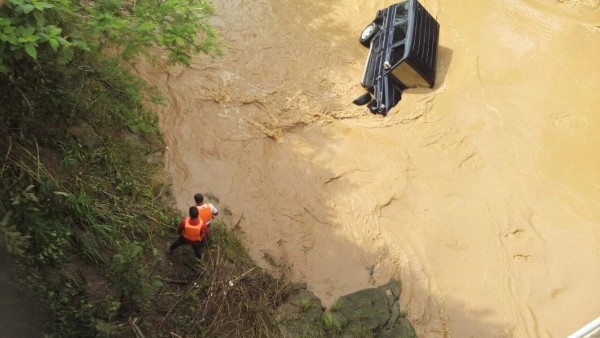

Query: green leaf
24,43,37,59
54,191,72,197
0,64,9,74
33,2,54,10
37,32,49,42
7,35,18,45
72,40,90,51
21,4,35,14
49,27,62,36
3,25,16,34
55,36,68,44
0,18,12,26
24,35,39,42
137,22,155,31
48,38,59,51
23,26,35,36
32,10,45,25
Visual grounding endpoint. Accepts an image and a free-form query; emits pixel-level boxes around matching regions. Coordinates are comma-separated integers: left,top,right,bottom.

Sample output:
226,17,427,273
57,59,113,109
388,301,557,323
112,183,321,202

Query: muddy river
137,0,600,336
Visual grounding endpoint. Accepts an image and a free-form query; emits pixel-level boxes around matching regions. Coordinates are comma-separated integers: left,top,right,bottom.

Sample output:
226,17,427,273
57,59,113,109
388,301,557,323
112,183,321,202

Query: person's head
189,206,199,219
194,193,204,204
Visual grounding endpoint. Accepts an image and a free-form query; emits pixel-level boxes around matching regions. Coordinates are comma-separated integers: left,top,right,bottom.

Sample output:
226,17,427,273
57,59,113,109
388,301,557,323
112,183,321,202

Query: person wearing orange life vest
168,207,208,258
193,193,218,237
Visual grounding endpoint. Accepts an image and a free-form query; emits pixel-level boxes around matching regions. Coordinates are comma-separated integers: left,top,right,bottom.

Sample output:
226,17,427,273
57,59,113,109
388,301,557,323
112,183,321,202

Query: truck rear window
393,2,410,25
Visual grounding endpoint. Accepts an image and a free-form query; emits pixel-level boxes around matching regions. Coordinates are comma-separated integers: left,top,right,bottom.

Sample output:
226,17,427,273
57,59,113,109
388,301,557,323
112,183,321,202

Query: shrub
110,240,163,310
0,0,220,73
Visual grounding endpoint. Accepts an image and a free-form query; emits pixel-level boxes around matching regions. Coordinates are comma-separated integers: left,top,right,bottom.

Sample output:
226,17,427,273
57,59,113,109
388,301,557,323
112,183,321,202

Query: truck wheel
359,22,379,48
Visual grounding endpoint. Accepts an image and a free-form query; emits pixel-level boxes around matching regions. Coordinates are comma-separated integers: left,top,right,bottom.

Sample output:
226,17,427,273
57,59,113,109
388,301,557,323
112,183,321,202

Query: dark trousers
169,236,203,258
205,223,212,244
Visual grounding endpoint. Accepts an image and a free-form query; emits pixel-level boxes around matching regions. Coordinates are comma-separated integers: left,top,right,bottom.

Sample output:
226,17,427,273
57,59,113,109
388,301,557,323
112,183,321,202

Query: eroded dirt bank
137,0,600,336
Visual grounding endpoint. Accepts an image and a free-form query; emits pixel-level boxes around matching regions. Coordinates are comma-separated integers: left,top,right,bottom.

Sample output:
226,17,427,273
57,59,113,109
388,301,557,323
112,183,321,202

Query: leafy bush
0,0,74,72
110,240,163,310
27,271,98,337
0,178,72,265
0,0,219,73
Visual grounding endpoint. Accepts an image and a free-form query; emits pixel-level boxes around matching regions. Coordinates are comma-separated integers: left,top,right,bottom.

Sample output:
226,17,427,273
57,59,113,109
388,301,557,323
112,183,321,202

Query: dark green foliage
0,54,175,334
0,0,234,336
0,0,220,73
0,0,74,73
85,0,219,64
27,271,98,337
110,240,163,310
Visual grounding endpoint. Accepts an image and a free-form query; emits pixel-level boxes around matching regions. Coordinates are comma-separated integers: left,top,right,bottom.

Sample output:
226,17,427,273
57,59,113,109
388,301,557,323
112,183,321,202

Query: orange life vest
182,217,204,242
196,204,213,223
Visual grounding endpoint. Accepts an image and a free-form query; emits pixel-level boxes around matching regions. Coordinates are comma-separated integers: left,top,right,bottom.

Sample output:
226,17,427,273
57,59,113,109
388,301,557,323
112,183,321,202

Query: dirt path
137,0,600,336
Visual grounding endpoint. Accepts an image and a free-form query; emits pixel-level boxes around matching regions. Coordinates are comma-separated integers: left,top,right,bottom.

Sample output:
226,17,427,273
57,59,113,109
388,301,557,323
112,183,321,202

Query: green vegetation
160,222,290,337
300,297,314,313
0,0,218,73
321,311,342,334
353,326,375,338
110,240,163,310
0,0,289,336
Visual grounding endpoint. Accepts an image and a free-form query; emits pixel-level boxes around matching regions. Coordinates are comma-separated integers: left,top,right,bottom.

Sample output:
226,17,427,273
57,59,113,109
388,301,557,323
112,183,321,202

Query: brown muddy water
136,0,600,336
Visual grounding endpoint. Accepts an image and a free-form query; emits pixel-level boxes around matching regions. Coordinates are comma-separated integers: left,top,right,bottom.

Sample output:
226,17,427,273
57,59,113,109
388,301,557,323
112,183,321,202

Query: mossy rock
276,279,417,338
338,286,390,332
377,318,417,338
386,278,401,299
276,289,325,337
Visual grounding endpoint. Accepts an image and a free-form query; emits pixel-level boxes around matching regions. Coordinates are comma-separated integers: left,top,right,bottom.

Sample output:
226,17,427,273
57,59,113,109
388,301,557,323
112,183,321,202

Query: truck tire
359,22,379,48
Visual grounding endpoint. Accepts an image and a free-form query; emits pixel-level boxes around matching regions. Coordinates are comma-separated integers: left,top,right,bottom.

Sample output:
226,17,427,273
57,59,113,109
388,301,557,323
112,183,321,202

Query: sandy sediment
136,0,600,336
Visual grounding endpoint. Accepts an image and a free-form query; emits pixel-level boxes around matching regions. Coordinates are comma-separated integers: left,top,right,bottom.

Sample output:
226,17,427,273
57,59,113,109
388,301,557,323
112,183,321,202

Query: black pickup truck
354,0,440,115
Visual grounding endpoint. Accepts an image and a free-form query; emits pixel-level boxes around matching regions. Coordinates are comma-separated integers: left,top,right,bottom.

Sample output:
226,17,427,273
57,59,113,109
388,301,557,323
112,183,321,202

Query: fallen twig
129,317,146,338
231,266,256,284
161,278,191,285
